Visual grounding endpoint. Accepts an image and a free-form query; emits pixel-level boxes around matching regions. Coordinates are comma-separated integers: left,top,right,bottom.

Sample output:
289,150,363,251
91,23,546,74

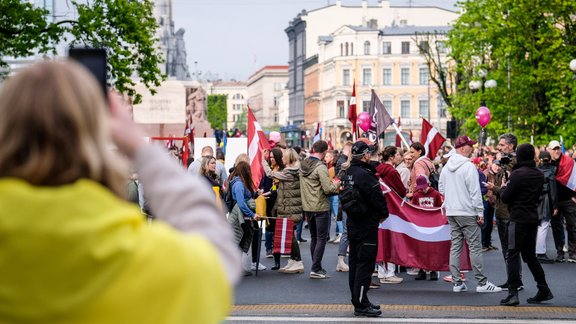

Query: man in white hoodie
439,135,502,294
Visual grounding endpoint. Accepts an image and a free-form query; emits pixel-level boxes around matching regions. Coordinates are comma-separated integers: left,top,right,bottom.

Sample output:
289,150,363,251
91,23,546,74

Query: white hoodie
439,151,484,217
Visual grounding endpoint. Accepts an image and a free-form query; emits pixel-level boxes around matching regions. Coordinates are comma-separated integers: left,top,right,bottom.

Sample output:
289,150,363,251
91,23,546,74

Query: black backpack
425,163,440,190
224,184,236,212
338,170,367,217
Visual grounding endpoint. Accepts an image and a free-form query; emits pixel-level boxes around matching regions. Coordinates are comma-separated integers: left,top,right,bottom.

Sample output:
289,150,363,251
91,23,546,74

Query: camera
499,153,512,166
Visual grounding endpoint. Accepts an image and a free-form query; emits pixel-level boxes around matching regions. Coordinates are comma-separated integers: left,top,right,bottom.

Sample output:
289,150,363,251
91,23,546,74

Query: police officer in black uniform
340,140,389,317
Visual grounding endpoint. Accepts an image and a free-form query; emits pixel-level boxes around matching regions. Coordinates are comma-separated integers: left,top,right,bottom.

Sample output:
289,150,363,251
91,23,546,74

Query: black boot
354,306,382,317
271,253,281,271
429,271,438,281
500,290,519,306
527,288,553,304
415,269,426,280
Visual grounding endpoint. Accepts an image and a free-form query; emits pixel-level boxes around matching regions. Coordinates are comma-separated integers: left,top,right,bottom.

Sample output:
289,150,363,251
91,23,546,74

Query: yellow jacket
0,178,231,324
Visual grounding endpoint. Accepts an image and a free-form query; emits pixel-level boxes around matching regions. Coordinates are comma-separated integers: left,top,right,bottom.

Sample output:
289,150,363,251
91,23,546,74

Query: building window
232,93,244,100
364,41,371,55
419,41,429,53
274,113,279,123
401,68,410,85
382,41,391,54
345,43,349,56
419,100,429,118
343,69,350,86
382,68,392,85
401,100,411,118
437,41,447,54
337,100,346,118
382,100,393,116
362,100,370,112
401,41,410,54
419,67,429,85
362,68,372,86
340,43,343,56
351,43,354,56
233,114,239,122
438,95,447,117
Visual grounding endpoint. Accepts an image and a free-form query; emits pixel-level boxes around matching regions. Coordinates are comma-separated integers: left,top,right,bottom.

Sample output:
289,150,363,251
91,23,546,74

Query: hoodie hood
300,157,323,177
0,178,142,321
446,152,471,172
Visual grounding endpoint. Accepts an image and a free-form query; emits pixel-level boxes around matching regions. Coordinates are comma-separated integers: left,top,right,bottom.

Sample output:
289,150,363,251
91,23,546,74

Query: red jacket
376,163,407,198
411,187,443,208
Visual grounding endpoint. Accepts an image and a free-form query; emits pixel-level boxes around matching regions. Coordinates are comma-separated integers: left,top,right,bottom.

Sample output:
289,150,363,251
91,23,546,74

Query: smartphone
68,47,108,97
481,181,488,186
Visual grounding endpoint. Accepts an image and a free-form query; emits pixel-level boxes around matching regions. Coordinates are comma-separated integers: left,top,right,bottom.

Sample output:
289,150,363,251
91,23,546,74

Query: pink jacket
409,156,435,194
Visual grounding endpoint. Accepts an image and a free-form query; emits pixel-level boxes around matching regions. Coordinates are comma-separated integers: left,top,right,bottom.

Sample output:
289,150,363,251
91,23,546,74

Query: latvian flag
420,118,446,160
273,218,294,255
377,189,471,271
557,153,576,191
247,106,270,189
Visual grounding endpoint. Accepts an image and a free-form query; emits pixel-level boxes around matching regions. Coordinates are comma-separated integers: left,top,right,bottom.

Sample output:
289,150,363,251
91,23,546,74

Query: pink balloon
475,106,491,128
269,131,281,143
357,112,372,132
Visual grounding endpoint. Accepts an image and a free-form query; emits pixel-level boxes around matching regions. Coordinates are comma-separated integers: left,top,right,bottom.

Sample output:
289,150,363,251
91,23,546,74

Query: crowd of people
3,61,575,322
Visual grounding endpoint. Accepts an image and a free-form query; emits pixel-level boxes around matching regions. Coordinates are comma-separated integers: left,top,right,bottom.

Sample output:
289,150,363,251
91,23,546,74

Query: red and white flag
327,132,334,150
557,153,576,191
248,107,270,189
273,218,294,255
348,81,357,139
420,118,446,160
377,189,471,271
395,116,402,147
312,122,321,144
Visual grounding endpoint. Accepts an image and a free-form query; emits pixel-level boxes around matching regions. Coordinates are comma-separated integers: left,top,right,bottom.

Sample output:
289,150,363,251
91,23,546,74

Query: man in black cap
339,140,389,317
489,143,553,306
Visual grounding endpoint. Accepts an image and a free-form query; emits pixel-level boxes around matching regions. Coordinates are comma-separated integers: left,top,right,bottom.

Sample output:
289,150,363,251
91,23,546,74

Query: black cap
352,141,376,158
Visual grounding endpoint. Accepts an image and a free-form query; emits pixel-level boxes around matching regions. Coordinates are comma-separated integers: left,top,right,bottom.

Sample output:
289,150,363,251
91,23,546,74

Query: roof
247,65,289,82
304,0,458,15
381,25,451,35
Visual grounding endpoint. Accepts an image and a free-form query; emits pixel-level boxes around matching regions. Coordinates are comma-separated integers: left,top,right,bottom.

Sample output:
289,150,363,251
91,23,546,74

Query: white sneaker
332,234,341,244
407,268,420,276
251,262,267,271
380,275,403,284
278,259,295,273
476,281,502,293
453,283,468,292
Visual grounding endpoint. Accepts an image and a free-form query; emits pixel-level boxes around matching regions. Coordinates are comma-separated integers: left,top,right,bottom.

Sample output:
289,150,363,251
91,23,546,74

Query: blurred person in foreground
0,61,240,323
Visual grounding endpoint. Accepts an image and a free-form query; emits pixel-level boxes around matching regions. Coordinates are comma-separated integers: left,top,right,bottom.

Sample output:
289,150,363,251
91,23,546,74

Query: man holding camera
487,133,524,290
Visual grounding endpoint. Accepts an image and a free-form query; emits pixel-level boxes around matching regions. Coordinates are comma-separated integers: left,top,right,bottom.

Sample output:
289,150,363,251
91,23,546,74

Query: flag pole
392,122,410,148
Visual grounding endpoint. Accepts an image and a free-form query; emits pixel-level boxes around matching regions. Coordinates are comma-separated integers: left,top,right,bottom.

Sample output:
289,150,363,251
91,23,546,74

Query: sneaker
265,250,273,258
443,273,466,283
251,262,267,271
332,234,342,244
369,279,381,289
453,283,468,292
488,245,499,251
380,275,403,284
415,269,426,280
498,282,524,291
476,282,503,293
429,271,438,281
354,306,381,317
310,269,330,279
567,256,576,263
482,246,490,252
407,268,420,275
555,252,565,263
298,238,307,243
283,260,305,274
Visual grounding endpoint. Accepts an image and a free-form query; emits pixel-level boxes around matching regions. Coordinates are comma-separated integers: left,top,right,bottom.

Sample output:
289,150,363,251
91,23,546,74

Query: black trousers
551,200,576,257
507,221,549,291
348,225,378,308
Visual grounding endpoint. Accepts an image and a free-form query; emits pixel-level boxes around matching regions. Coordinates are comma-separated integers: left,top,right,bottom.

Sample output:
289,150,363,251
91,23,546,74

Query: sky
171,0,457,82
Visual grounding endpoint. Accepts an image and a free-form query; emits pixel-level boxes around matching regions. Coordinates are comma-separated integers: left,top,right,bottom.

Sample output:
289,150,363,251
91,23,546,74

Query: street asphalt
232,222,576,321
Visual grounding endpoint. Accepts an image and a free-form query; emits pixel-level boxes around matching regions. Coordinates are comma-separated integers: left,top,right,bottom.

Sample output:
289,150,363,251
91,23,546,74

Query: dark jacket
538,163,558,221
500,161,544,224
493,155,517,220
334,154,348,176
375,162,407,198
345,159,389,229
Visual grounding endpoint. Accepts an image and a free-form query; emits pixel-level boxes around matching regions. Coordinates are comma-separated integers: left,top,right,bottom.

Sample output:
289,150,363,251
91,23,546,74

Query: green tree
206,94,227,130
233,108,247,133
446,0,576,144
0,0,164,103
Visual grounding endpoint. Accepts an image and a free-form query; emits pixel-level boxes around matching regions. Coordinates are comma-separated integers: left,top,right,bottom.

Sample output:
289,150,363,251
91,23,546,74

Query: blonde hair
0,61,127,196
234,153,249,166
283,148,300,166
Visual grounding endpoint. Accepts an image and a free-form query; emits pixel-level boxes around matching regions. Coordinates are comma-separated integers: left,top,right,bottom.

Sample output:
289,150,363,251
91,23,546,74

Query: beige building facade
246,65,289,129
